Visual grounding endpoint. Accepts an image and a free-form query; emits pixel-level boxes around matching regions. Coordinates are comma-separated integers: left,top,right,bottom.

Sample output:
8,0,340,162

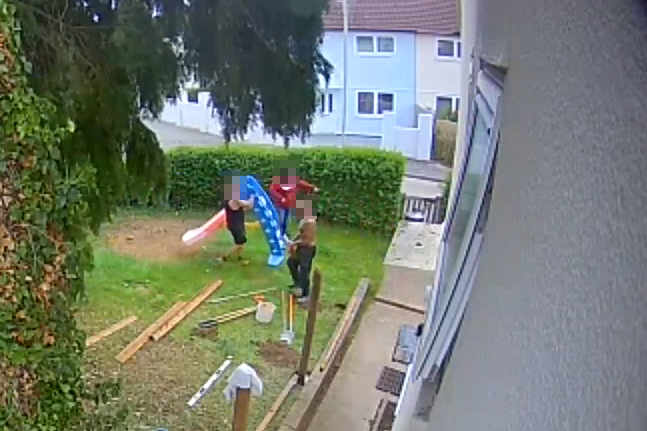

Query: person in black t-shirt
220,180,254,263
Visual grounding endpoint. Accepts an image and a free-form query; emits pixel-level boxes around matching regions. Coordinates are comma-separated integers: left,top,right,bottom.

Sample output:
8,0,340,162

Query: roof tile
324,0,458,35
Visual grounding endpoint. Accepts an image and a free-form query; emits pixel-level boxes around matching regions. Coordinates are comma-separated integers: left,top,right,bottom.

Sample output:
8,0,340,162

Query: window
437,39,461,59
357,92,375,114
377,93,394,114
436,97,454,118
187,89,199,104
413,67,504,383
320,93,333,115
357,91,395,115
377,36,395,53
356,36,375,53
436,96,460,120
356,35,395,54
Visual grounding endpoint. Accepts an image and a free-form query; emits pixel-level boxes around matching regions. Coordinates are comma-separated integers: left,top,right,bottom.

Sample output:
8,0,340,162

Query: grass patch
78,208,388,431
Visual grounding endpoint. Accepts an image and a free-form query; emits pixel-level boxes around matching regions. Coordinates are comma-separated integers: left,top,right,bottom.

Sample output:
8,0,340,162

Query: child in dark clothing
220,179,254,263
287,198,317,303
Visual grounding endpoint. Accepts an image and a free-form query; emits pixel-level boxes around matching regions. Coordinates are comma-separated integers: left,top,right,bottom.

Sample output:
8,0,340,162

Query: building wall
427,0,647,431
415,34,462,111
312,30,417,136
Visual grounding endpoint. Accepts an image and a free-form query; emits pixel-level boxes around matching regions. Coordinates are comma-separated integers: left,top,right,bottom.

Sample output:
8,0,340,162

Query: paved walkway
308,222,441,431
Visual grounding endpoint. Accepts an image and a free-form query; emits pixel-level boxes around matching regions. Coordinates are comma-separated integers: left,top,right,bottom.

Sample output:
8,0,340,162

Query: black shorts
228,225,247,245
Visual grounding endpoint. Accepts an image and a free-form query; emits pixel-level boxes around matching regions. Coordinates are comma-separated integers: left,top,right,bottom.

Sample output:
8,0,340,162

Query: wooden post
232,387,252,431
297,268,322,386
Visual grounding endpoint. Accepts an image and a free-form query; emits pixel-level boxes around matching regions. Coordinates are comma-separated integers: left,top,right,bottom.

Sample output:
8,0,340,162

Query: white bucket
255,302,276,324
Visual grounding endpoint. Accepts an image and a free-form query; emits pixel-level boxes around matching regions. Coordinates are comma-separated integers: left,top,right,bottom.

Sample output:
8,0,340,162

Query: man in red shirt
269,170,318,238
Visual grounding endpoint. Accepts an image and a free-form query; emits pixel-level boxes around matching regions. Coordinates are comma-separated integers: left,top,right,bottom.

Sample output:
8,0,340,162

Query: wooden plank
115,302,186,364
86,316,138,347
316,283,365,373
208,287,277,304
277,278,371,431
216,306,256,324
253,375,298,431
315,295,359,372
374,296,425,315
150,280,223,341
297,268,323,385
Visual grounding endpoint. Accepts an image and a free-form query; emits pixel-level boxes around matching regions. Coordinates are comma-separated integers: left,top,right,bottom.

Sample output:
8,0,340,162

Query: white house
315,0,461,134
159,0,462,160
391,0,647,430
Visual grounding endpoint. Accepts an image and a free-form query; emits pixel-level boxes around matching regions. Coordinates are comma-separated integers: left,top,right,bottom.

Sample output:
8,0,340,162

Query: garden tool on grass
280,290,295,345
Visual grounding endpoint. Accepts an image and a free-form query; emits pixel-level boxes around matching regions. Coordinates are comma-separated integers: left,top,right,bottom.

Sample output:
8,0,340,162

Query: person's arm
297,179,317,194
269,184,287,206
238,195,254,210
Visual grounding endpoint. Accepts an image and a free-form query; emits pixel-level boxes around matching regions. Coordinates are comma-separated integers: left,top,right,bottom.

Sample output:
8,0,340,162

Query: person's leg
278,208,288,236
296,246,315,301
225,226,247,261
287,255,300,290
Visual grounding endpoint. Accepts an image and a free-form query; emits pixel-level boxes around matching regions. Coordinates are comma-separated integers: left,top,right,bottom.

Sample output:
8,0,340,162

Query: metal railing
401,194,444,225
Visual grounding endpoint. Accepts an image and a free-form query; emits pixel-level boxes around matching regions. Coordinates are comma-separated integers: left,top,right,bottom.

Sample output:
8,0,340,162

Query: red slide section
181,210,227,246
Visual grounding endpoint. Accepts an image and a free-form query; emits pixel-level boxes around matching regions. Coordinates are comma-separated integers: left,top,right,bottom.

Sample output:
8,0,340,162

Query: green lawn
78,209,389,431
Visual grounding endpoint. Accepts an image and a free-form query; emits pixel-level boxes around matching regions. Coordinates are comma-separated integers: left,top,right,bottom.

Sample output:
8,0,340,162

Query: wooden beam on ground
276,278,371,431
316,278,370,372
216,306,257,324
208,287,277,305
253,375,298,431
374,295,425,315
297,268,323,385
150,280,223,341
116,302,186,364
86,316,138,347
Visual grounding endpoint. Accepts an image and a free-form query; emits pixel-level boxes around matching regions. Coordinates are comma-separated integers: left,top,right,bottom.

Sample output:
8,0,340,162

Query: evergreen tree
1,0,331,428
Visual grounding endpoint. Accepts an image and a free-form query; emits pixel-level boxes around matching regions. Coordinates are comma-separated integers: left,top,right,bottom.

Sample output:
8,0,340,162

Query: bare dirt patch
106,218,207,262
258,341,300,368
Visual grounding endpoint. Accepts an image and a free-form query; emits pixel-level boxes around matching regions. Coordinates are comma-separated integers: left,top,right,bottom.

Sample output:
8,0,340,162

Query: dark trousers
287,245,316,297
278,208,290,236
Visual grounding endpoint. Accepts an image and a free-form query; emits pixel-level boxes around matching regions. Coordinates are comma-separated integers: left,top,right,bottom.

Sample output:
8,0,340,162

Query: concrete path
308,221,440,431
308,303,420,431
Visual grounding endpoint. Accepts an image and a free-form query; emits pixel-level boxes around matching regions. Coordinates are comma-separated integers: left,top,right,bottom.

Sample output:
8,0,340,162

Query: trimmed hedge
167,146,405,232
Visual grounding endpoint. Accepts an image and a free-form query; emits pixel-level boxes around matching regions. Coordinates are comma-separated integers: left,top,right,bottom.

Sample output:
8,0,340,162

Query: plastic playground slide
242,175,286,268
181,175,285,267
182,209,227,246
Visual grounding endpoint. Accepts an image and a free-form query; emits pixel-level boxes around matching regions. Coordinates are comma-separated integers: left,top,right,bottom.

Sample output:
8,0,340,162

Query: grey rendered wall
428,0,647,430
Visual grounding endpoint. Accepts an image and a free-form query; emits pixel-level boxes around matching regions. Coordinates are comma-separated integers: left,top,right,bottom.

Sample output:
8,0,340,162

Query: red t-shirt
269,179,315,209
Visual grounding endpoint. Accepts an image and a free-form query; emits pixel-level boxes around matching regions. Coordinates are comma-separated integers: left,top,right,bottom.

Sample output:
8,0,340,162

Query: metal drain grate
375,366,405,396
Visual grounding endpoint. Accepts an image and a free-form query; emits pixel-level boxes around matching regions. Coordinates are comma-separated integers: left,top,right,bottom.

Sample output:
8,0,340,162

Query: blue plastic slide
240,175,286,268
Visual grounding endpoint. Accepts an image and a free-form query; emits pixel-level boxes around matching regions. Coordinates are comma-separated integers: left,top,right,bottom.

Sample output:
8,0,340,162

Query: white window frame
355,35,396,55
436,38,461,60
356,90,395,116
413,69,503,381
319,92,333,115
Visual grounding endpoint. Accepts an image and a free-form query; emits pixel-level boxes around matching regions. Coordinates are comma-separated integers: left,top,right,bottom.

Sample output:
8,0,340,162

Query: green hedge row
167,146,405,232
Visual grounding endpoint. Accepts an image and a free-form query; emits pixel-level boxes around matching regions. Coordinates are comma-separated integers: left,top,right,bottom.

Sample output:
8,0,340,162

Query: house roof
323,0,459,35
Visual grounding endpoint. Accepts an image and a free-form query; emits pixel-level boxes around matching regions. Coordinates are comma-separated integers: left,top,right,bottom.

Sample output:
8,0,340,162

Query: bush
435,119,458,167
167,146,405,232
438,172,453,223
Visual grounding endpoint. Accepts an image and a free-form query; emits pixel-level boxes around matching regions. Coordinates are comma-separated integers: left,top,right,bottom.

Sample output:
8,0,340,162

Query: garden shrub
0,4,127,429
439,172,453,223
435,119,458,167
167,146,405,232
